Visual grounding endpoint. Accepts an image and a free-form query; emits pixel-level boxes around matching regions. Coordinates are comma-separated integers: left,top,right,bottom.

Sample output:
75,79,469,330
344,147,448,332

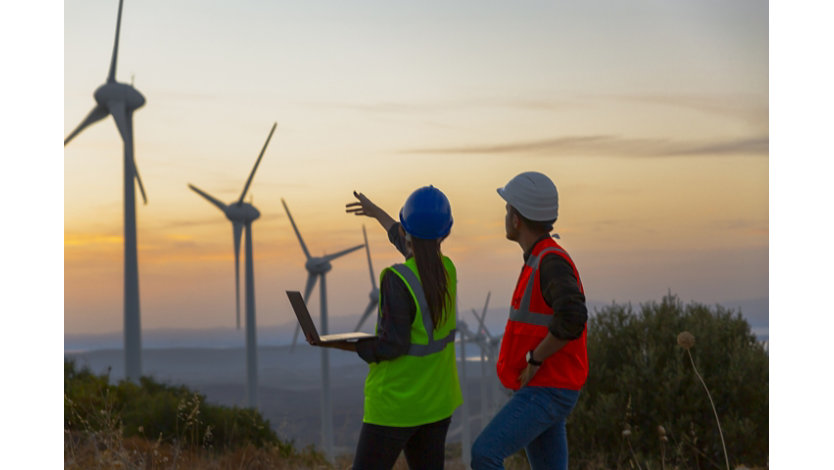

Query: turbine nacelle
305,257,333,274
94,82,145,111
225,202,260,223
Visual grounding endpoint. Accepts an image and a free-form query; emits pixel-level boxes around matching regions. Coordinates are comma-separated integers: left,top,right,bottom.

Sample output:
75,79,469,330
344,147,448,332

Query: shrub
569,293,768,469
64,360,289,453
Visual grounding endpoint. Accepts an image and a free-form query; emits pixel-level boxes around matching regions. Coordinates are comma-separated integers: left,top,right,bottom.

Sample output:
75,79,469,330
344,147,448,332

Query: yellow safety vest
363,256,462,426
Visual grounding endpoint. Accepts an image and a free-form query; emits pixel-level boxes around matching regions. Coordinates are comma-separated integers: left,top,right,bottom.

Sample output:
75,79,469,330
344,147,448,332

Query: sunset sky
5,0,834,466
62,0,769,336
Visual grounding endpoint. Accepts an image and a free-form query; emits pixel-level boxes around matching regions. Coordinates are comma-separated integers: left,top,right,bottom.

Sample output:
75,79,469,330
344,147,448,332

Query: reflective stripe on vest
496,238,588,391
363,256,462,427
389,263,457,356
508,246,567,327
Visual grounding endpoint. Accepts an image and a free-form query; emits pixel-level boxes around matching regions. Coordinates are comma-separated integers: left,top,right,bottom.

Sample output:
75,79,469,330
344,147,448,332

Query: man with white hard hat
471,171,588,470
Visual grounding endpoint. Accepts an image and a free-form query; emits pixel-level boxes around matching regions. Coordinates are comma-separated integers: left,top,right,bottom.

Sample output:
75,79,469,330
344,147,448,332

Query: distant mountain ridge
65,297,768,351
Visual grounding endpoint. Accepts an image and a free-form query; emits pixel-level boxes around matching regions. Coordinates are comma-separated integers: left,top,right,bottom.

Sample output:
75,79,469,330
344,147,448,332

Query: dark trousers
352,416,452,470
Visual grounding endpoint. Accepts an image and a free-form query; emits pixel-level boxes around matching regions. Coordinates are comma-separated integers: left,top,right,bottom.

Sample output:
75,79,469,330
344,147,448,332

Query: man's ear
512,211,521,230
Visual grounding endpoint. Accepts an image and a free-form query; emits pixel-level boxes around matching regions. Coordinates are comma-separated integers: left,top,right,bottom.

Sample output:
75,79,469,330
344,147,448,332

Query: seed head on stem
678,331,730,470
657,425,668,442
677,331,695,350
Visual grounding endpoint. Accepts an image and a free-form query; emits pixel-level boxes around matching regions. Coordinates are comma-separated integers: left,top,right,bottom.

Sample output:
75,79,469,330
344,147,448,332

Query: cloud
712,218,769,236
65,234,123,247
667,137,768,156
149,213,284,232
402,134,768,158
608,93,768,130
301,97,577,115
150,90,220,103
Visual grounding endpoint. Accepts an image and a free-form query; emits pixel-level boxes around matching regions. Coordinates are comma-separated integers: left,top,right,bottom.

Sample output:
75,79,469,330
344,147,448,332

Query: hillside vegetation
569,294,768,469
64,293,768,469
64,360,331,469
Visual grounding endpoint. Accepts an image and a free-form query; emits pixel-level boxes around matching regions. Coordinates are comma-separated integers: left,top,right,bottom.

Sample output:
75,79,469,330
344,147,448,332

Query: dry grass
64,385,528,469
65,430,331,469
65,429,537,469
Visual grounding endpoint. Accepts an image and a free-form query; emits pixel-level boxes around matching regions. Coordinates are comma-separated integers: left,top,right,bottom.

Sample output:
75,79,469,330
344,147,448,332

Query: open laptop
286,291,375,345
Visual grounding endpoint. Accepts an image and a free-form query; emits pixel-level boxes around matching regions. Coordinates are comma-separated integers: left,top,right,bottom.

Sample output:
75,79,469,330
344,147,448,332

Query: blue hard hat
399,185,453,239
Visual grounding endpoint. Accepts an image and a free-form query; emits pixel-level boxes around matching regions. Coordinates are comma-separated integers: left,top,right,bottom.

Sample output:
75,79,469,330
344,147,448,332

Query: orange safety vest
496,237,588,391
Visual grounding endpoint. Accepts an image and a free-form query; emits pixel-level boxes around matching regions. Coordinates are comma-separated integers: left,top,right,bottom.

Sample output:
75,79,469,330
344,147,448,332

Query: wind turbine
65,0,148,382
281,198,364,461
455,313,475,468
470,292,504,424
188,122,277,409
354,225,379,332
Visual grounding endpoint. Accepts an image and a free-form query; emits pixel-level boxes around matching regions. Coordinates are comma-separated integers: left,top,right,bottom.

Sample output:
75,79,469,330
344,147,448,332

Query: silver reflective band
509,247,566,327
390,264,457,357
408,329,457,357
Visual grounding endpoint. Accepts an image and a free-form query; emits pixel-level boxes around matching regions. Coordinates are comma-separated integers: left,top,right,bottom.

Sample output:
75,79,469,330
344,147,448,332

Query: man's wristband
526,349,543,366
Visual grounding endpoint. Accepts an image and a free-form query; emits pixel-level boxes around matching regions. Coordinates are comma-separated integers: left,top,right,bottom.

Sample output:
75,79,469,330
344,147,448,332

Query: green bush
569,293,768,469
64,360,292,453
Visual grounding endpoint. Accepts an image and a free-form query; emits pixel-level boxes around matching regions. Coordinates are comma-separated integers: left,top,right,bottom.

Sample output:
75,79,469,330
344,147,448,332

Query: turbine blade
238,122,277,204
472,308,486,333
323,244,364,262
133,161,147,205
281,198,311,259
481,292,494,340
290,323,302,353
355,299,378,332
303,274,318,304
108,0,125,82
482,291,491,317
108,101,130,142
64,105,108,146
188,184,227,212
363,225,375,287
233,222,244,330
125,111,147,205
110,102,147,205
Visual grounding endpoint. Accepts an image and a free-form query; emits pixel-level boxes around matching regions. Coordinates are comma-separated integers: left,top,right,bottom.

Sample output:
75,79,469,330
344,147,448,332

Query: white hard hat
497,171,559,221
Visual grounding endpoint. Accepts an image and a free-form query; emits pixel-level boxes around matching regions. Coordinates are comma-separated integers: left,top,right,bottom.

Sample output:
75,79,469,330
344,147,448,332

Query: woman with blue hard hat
330,186,462,469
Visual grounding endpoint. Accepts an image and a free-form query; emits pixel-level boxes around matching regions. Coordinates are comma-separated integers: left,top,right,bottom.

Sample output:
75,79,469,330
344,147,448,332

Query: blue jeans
471,386,580,470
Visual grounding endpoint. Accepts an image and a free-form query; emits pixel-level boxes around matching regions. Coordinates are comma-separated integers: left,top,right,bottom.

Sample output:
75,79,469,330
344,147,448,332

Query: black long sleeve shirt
524,234,588,340
355,224,416,364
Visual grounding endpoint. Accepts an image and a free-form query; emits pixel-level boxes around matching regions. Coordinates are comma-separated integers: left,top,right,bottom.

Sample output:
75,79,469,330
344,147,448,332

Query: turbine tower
471,291,504,422
354,225,379,332
64,0,148,382
188,122,277,409
281,198,364,461
455,311,475,467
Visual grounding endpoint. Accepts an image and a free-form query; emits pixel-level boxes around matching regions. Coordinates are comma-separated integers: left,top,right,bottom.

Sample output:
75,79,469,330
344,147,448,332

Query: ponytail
410,237,450,330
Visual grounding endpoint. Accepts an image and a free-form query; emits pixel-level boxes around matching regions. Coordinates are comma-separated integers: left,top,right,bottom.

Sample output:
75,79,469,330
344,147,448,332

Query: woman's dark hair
410,236,450,330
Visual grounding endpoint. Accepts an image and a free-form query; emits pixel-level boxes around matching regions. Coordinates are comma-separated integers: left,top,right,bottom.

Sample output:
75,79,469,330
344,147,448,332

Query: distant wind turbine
188,122,277,409
354,225,379,332
455,312,475,467
64,0,147,382
471,291,505,423
281,198,364,461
